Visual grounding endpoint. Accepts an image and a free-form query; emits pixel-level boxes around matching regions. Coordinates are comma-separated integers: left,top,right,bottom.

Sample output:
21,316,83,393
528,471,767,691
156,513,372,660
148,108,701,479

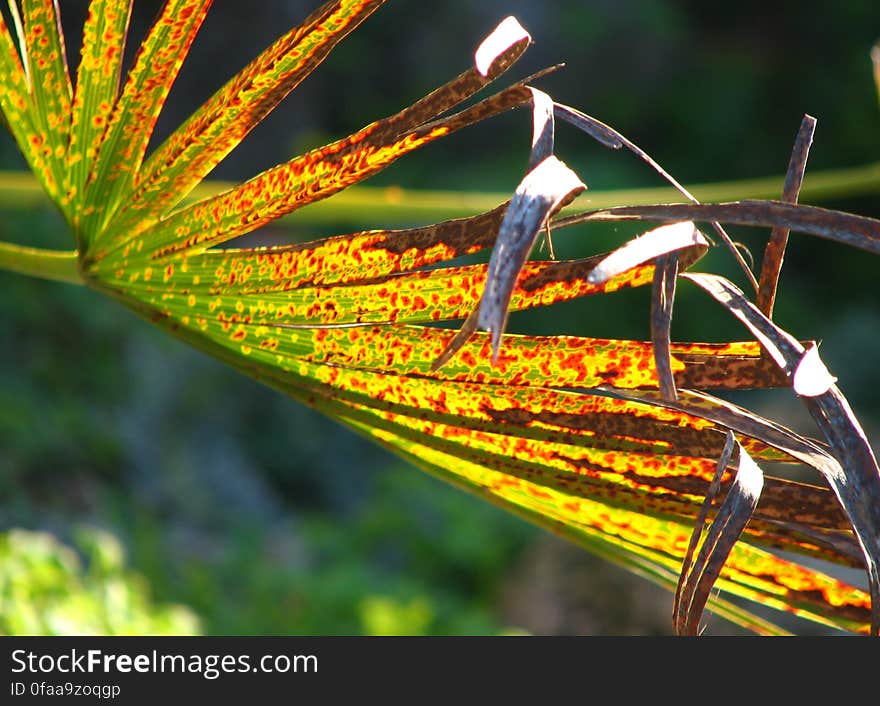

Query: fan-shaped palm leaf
1,0,878,635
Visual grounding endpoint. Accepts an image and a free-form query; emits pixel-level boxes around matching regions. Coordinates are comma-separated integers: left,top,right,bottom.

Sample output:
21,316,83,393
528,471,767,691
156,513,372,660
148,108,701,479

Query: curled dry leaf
586,221,706,285
432,155,585,369
477,156,584,359
651,252,679,402
431,83,582,371
674,431,765,636
474,16,531,78
684,272,880,635
558,200,880,255
756,114,817,318
526,87,556,173
553,101,758,291
793,344,838,397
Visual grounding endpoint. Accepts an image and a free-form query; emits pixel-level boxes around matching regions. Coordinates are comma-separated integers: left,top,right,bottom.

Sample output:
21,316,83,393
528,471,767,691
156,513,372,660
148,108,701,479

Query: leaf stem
0,241,82,285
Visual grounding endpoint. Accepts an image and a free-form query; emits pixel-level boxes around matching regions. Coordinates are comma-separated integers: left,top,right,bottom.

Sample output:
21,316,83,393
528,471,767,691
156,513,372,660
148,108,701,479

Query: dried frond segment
674,433,764,635
432,88,578,369
554,101,758,291
756,115,816,318
474,16,531,78
475,155,585,361
651,253,679,402
66,0,133,209
586,221,706,285
684,273,880,634
559,200,880,254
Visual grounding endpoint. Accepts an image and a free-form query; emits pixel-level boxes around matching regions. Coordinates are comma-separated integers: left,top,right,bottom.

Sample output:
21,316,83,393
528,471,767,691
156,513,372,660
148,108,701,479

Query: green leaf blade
81,0,212,242
105,0,388,238
66,0,132,217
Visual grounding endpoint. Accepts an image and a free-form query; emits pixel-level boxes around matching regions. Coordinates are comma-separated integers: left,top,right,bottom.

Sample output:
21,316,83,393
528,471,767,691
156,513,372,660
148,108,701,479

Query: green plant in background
1,0,880,636
0,528,199,635
359,595,433,636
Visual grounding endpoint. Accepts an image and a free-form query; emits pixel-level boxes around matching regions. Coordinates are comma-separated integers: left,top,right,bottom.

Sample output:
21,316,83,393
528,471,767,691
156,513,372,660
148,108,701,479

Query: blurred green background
1,0,878,636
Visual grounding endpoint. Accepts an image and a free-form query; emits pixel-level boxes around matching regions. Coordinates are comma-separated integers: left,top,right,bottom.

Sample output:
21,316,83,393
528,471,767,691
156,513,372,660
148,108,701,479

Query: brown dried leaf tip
674,431,764,636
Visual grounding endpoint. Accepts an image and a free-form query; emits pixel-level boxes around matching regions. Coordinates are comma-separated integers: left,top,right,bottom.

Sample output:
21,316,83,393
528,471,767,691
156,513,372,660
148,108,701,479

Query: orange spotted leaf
20,0,72,204
82,0,212,241
66,0,132,212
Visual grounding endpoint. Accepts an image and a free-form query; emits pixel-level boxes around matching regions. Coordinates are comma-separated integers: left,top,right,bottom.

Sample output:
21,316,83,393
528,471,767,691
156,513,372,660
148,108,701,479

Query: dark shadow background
1,0,878,635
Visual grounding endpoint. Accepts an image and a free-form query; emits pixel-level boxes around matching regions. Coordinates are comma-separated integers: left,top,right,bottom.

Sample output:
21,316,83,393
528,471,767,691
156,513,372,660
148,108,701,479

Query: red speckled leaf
385,435,865,634
20,0,72,204
0,8,54,196
111,292,866,612
81,0,212,241
91,20,539,262
100,256,667,328
5,0,874,634
90,78,553,264
336,408,870,632
106,0,389,238
66,0,132,214
90,205,510,283
261,379,874,633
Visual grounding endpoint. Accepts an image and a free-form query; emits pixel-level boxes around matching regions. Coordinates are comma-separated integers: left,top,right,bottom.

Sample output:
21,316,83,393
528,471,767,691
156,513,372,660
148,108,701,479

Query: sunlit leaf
1,0,878,636
66,0,132,212
0,4,55,198
20,0,71,204
82,0,212,239
107,0,391,238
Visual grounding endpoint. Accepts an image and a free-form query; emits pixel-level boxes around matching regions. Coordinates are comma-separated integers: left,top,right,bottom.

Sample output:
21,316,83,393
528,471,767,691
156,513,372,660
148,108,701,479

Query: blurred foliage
359,596,433,636
1,0,879,635
121,463,531,636
0,527,199,635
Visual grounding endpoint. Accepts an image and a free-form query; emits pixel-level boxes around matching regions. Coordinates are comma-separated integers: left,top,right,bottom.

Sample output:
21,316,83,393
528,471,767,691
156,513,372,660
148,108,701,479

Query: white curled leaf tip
735,442,765,504
529,87,554,153
475,16,531,77
587,221,703,284
793,344,838,397
520,155,585,201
